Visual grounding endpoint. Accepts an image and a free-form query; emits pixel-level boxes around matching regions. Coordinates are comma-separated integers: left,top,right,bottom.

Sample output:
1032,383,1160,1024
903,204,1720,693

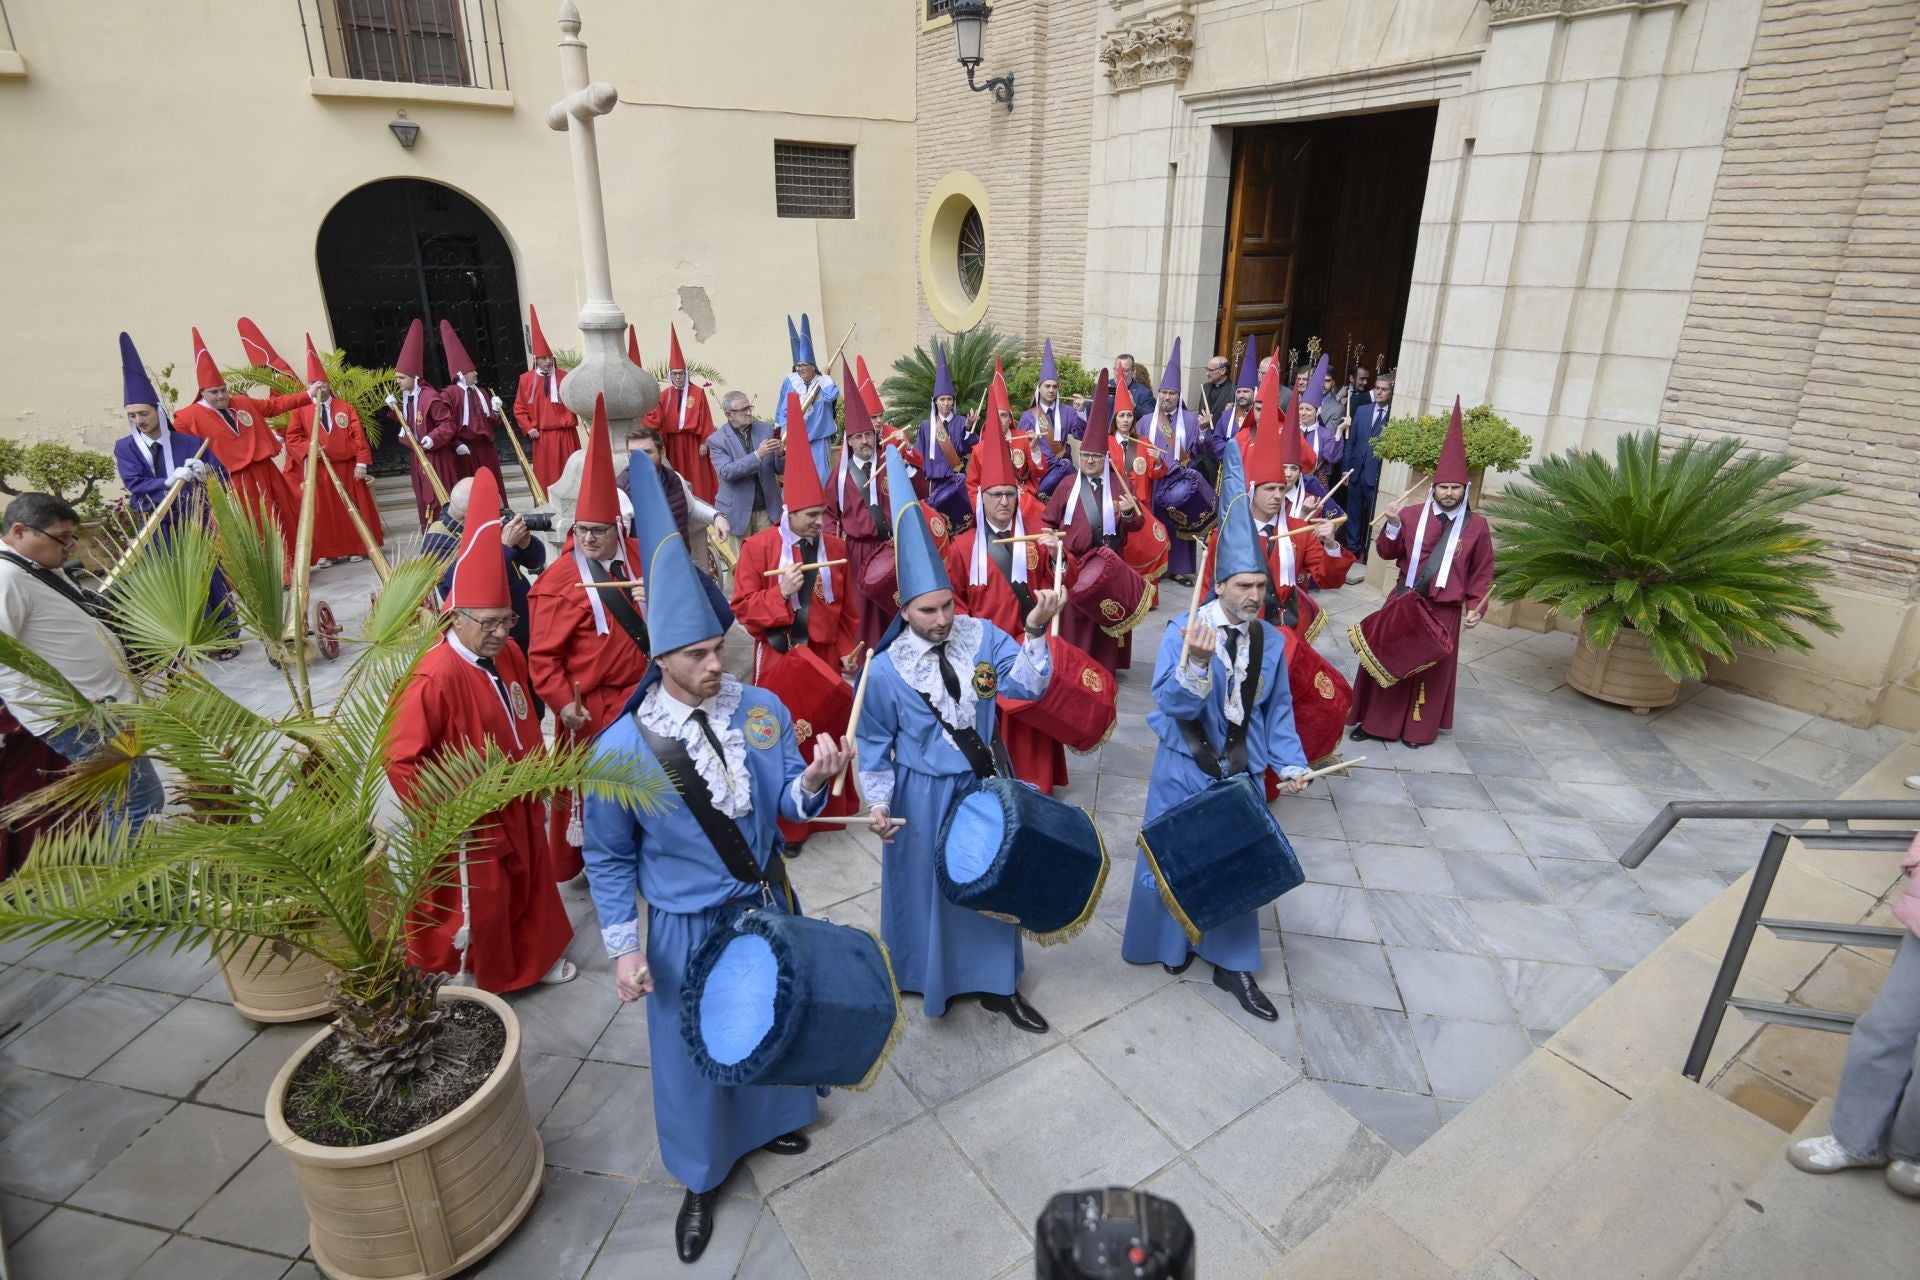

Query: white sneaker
1889,1159,1920,1198
1787,1134,1883,1174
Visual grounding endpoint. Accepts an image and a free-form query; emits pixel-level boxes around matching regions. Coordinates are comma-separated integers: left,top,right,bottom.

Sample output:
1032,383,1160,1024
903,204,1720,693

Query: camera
1036,1188,1194,1279
502,508,555,533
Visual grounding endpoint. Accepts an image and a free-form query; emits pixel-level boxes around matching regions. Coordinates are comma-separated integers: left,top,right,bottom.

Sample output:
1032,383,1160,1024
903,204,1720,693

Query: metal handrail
1616,799,1920,868
1615,801,1920,1081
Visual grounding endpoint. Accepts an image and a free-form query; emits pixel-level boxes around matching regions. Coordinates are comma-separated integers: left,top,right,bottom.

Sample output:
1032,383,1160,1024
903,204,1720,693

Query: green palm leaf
878,326,1021,427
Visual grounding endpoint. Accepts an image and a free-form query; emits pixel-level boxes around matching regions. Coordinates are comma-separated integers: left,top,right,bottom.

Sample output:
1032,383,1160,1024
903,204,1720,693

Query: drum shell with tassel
998,635,1118,754
935,778,1109,943
1136,775,1305,942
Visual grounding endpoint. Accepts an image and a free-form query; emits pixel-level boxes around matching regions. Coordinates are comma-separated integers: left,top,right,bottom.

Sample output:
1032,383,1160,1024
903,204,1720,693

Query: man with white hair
421,475,547,657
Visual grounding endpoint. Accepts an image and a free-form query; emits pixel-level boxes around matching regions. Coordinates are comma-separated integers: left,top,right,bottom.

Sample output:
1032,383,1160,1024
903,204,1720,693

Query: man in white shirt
0,493,163,831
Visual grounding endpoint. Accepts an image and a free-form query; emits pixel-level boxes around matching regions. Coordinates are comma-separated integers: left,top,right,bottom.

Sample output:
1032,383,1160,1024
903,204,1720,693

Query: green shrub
1374,404,1532,474
0,440,119,520
1004,351,1097,413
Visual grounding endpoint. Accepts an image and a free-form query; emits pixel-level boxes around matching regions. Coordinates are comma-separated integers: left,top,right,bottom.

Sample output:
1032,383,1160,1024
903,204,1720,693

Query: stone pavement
0,563,1905,1280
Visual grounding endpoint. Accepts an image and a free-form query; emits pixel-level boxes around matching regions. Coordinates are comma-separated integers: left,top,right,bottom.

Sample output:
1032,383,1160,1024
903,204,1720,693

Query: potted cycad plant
879,325,1021,429
1487,430,1842,712
0,482,657,1279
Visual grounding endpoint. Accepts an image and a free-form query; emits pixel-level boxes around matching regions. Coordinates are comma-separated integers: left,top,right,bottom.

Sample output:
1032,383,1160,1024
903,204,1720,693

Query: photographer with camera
423,475,548,661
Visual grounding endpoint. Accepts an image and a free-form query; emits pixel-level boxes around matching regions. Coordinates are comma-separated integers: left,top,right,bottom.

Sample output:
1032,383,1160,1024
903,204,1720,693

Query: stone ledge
0,50,24,78
307,77,512,109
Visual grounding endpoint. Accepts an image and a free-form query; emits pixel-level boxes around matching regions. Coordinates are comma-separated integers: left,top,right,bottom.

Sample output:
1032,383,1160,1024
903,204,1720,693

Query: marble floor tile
1191,1081,1397,1248
182,1143,311,1257
583,1180,756,1279
1282,935,1401,1011
1140,1160,1284,1277
1446,705,1519,743
1352,844,1455,896
588,995,650,1068
1503,814,1614,862
468,1168,630,1280
1535,857,1658,915
1293,999,1429,1093
1385,946,1517,1023
886,994,1060,1106
1566,907,1676,970
0,1063,70,1133
1403,771,1495,810
0,983,178,1077
1273,883,1379,943
1456,741,1547,780
1481,776,1584,820
1497,959,1615,1033
1465,900,1594,965
72,1103,265,1229
1075,983,1295,1148
194,1023,324,1115
1327,769,1412,808
1628,865,1734,920
1509,716,1599,753
1380,740,1475,775
1342,802,1432,847
16,935,138,980
736,1204,810,1280
1607,749,1706,791
1019,918,1177,1036
540,1059,657,1177
1535,748,1634,787
1281,801,1347,841
743,1063,925,1194
1292,835,1362,887
1684,683,1814,734
1410,1014,1535,1102
0,966,89,1042
772,1115,1029,1280
127,1236,290,1280
941,1046,1176,1220
502,968,620,1060
8,1207,166,1280
1754,737,1880,796
107,942,223,997
784,837,882,910
1095,772,1150,816
1558,781,1664,825
91,997,258,1098
1319,1081,1446,1155
0,1080,175,1201
1442,851,1554,905
1366,891,1484,954
1420,807,1520,854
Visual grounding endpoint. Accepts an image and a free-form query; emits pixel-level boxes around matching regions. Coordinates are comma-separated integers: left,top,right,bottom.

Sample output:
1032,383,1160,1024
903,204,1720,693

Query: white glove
455,444,471,456
167,465,195,486
186,458,210,478
490,395,505,415
353,465,369,480
421,434,436,450
384,394,399,410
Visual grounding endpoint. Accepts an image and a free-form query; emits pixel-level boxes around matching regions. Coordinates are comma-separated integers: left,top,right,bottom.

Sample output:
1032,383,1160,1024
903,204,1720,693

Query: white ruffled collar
1203,599,1253,726
638,677,751,817
889,614,985,740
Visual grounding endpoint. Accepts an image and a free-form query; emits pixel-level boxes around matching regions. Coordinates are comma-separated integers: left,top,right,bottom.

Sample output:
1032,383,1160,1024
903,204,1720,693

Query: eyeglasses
573,523,616,538
726,406,754,416
457,611,519,634
28,526,79,551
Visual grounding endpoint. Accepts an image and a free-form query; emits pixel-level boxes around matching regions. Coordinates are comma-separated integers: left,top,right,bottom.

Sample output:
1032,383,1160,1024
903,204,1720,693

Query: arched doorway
317,179,522,474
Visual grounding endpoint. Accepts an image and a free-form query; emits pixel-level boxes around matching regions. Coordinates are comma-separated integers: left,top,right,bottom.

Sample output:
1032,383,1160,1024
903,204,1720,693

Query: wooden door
1218,127,1314,371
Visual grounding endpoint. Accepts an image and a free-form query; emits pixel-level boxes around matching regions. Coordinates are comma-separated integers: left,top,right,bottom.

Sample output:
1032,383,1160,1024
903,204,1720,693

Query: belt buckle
760,880,777,909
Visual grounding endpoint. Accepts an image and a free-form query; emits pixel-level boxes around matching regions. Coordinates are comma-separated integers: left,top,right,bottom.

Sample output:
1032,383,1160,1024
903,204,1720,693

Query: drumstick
1370,478,1432,531
762,559,848,576
802,816,906,827
1176,525,1214,670
1051,537,1064,638
831,653,875,797
1298,756,1365,783
581,580,644,590
993,532,1055,544
1303,470,1354,520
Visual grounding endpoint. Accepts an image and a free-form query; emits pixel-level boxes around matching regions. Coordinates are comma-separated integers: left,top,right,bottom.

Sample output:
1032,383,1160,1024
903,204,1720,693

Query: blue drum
937,778,1109,944
1135,775,1304,942
680,909,903,1090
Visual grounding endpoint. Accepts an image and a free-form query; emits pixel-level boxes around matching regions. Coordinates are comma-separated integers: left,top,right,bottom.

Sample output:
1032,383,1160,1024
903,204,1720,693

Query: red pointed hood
528,306,552,360
576,395,621,526
856,354,884,417
445,467,511,611
192,327,223,392
395,318,426,380
841,358,878,439
1080,369,1112,456
781,390,830,512
626,325,642,369
236,318,297,379
438,320,476,378
1248,360,1288,486
667,324,685,373
973,364,1018,491
1435,397,1470,486
304,335,328,387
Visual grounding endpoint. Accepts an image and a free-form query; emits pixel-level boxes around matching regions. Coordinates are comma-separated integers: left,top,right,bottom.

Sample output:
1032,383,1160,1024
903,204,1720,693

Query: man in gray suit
706,389,785,588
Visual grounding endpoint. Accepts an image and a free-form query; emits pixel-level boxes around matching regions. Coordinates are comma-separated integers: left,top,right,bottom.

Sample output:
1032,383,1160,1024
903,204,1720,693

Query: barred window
926,0,955,18
774,143,855,219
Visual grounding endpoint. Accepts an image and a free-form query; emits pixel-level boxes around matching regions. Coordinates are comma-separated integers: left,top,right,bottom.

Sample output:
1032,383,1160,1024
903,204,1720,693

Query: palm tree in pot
1487,430,1841,713
0,485,660,1278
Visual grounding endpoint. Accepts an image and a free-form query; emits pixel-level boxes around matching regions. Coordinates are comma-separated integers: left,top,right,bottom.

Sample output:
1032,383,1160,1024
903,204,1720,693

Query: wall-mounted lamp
388,111,421,149
950,0,1014,112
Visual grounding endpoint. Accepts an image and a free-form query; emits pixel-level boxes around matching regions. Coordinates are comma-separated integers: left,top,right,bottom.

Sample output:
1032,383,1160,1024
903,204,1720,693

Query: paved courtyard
0,561,1906,1280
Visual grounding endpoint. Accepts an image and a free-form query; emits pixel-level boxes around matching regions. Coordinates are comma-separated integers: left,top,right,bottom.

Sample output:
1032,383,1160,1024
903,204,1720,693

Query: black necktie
474,656,514,716
1414,514,1454,595
147,440,165,476
687,708,728,761
588,556,650,651
931,641,962,701
1223,627,1241,669
219,409,239,434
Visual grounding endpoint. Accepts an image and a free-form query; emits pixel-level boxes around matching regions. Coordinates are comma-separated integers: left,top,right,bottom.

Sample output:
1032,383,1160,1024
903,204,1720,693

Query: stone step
1677,1099,1920,1279
1462,1069,1781,1280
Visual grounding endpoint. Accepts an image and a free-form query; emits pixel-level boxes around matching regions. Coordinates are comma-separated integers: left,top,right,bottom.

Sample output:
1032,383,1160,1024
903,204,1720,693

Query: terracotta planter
265,987,545,1280
1567,627,1680,715
218,934,337,1023
76,520,114,574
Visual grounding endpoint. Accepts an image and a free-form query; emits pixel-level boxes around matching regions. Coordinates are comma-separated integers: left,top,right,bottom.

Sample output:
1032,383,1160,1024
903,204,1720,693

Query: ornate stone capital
1100,7,1196,92
1487,0,1686,25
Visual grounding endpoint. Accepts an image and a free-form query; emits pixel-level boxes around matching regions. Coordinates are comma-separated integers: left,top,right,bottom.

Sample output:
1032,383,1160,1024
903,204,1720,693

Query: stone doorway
1217,106,1435,379
316,178,523,475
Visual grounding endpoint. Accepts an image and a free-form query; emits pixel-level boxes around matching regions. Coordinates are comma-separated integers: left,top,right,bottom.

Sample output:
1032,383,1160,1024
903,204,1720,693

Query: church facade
915,0,1920,729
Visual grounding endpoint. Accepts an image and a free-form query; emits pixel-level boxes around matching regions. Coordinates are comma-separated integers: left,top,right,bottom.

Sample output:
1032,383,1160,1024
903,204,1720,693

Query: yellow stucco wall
0,0,917,454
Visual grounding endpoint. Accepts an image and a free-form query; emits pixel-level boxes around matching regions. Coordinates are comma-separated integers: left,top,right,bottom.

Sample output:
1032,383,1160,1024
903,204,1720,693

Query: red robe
1203,512,1335,634
175,392,309,544
525,535,651,877
282,400,383,563
944,513,1071,794
645,383,719,503
390,385,463,531
386,638,572,992
1110,433,1166,511
825,449,928,655
441,382,506,486
730,524,859,841
513,368,581,491
1349,504,1496,745
1043,472,1147,673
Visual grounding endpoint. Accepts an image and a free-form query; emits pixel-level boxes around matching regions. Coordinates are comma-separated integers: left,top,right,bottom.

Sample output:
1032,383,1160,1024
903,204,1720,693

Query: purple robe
921,412,974,532
1141,407,1215,577
111,428,234,632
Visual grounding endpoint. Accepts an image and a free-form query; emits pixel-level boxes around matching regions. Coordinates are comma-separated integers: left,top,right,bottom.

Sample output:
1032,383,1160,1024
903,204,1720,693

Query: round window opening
958,207,985,303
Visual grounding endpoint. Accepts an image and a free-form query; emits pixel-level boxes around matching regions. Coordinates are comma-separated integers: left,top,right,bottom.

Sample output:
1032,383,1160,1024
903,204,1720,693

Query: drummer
858,445,1067,1031
1122,444,1312,1023
582,447,850,1265
827,363,926,654
1138,339,1216,587
1043,371,1146,674
945,403,1070,795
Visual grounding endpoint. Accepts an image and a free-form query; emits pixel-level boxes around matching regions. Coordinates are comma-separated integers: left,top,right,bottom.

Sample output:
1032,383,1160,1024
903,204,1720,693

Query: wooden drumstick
993,532,1054,544
1051,537,1065,639
762,559,847,576
1370,478,1432,532
802,816,906,827
1297,756,1365,783
832,653,875,798
1303,469,1354,520
1176,524,1214,670
580,580,644,590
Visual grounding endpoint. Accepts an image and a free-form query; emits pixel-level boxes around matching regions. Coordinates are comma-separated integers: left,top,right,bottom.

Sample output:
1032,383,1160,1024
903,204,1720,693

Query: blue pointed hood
888,443,949,606
796,314,817,367
932,339,955,400
1158,337,1183,394
786,315,801,366
1234,341,1258,391
120,332,161,410
1213,439,1265,584
628,446,724,657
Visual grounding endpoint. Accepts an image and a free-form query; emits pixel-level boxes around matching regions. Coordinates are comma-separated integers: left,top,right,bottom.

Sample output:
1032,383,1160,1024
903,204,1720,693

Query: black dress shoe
781,839,805,858
979,991,1050,1034
1170,573,1195,587
761,1130,811,1155
1163,955,1195,976
1403,740,1423,750
1348,726,1373,742
675,1188,718,1263
1212,967,1279,1021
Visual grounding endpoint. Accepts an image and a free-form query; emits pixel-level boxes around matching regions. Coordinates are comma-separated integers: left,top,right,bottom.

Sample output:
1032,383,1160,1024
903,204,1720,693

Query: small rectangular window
774,143,855,219
926,0,955,19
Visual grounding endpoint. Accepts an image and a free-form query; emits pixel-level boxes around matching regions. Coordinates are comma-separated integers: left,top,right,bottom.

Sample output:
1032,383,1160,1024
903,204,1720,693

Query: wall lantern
950,0,1014,112
388,111,421,149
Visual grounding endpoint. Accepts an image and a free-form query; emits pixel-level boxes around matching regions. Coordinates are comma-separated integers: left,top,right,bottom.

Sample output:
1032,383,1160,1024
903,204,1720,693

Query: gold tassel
1135,832,1204,946
850,932,909,1093
1025,810,1110,947
1412,680,1427,723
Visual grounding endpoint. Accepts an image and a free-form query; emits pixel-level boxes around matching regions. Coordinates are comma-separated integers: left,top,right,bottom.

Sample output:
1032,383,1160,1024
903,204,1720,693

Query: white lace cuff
789,775,828,819
1011,634,1051,690
1174,661,1212,698
602,919,640,959
1277,765,1310,780
859,769,894,809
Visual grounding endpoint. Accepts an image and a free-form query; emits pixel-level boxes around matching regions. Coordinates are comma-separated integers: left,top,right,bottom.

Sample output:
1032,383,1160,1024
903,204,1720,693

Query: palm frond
878,327,1021,426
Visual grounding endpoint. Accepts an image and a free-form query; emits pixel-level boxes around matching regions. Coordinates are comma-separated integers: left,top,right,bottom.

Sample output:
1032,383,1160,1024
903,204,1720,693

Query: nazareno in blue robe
582,677,828,1194
855,617,1050,1016
1122,612,1307,972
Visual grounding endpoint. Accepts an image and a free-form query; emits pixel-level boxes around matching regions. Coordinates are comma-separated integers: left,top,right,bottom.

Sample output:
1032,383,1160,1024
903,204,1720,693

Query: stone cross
548,0,656,433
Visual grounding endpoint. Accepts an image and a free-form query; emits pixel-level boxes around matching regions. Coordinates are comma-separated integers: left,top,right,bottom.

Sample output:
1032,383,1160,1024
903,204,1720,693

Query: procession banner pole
1176,524,1214,670
318,460,394,584
100,437,213,592
831,652,875,798
799,323,858,414
501,418,549,507
387,400,452,508
1051,536,1064,638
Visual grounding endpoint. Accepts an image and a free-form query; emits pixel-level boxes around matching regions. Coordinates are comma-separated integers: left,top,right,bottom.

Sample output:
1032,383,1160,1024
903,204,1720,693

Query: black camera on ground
501,508,556,533
1036,1188,1194,1279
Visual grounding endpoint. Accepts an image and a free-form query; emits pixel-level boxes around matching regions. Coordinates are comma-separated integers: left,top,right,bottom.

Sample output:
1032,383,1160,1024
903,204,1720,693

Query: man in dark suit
1341,371,1394,563
707,389,785,587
